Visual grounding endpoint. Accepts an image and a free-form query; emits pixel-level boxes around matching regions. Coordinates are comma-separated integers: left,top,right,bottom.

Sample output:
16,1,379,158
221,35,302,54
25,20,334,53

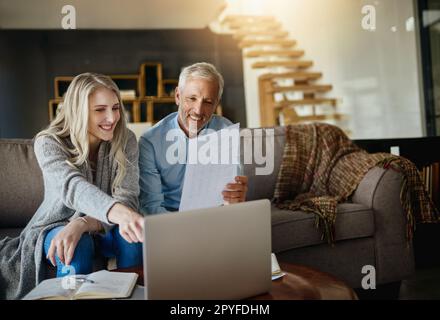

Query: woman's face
88,87,121,146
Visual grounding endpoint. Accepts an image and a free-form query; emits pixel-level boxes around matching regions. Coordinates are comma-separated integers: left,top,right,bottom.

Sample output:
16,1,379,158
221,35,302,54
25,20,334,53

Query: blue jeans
43,226,143,277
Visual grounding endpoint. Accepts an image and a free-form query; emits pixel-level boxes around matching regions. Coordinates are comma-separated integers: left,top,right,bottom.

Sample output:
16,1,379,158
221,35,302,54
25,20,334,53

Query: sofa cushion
271,203,374,252
242,126,285,201
0,139,44,228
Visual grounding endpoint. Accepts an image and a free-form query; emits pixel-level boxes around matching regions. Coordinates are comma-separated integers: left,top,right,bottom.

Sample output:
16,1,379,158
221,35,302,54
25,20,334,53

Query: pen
73,276,95,284
76,278,95,284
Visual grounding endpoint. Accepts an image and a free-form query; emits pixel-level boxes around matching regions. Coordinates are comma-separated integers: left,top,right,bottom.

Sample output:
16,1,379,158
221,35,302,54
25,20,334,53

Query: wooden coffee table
116,262,357,300
252,262,358,300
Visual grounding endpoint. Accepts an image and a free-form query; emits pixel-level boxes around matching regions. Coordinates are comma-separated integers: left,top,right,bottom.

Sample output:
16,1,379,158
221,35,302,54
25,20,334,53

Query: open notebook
23,270,138,300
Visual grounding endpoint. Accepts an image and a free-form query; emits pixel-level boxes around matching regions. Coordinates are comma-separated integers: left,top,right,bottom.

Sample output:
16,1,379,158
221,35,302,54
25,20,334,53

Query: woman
0,73,144,299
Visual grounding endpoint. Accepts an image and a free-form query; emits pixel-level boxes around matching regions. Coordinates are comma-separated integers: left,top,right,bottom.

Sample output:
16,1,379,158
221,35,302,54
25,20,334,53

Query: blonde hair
36,72,129,192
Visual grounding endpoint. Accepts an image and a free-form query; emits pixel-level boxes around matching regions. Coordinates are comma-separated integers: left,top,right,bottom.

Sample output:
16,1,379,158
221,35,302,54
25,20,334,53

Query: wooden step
281,112,346,122
252,60,313,69
239,39,296,48
221,15,276,24
269,84,332,94
274,98,338,109
233,26,284,34
228,21,282,30
259,71,323,81
245,49,304,58
234,30,289,40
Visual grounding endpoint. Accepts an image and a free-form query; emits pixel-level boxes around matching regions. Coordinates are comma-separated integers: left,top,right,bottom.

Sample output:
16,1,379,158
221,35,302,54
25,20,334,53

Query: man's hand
107,203,144,243
46,219,88,267
222,175,248,204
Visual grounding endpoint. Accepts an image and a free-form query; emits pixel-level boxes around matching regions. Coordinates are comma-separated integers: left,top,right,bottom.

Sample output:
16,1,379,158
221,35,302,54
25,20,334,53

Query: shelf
162,79,178,97
140,62,163,97
49,61,219,125
110,75,141,98
54,77,73,99
122,99,141,123
48,98,63,121
140,97,176,123
54,74,141,99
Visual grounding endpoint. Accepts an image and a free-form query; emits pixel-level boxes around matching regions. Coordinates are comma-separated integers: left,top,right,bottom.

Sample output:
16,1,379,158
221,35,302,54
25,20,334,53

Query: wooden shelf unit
49,62,193,124
139,62,163,97
162,79,178,97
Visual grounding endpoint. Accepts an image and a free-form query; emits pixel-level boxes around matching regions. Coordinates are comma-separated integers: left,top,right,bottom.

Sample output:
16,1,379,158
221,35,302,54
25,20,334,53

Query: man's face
176,77,219,137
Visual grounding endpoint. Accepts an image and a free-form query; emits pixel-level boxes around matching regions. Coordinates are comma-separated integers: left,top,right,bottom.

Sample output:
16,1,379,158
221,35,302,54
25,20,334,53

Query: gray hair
178,62,224,102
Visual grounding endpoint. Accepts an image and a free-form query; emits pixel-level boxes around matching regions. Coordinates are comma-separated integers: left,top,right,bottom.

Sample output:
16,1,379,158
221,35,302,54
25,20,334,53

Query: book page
75,270,138,299
22,278,77,300
179,123,240,211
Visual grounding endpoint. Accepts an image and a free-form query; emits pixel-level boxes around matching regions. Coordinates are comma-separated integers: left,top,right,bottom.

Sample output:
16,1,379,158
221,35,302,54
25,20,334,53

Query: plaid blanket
273,123,439,243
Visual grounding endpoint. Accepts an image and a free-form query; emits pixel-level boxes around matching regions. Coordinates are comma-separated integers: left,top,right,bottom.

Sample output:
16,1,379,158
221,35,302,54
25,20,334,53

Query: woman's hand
107,203,144,243
46,218,89,267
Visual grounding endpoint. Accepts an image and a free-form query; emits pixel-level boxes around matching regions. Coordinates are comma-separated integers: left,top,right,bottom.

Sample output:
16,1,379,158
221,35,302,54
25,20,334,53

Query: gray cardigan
0,130,140,299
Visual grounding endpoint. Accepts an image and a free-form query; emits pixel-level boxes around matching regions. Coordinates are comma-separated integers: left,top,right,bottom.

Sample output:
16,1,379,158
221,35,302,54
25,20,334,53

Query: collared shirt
139,112,233,214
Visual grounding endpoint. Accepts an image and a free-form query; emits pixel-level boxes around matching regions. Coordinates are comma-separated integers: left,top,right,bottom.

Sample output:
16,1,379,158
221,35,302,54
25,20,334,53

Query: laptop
142,199,272,300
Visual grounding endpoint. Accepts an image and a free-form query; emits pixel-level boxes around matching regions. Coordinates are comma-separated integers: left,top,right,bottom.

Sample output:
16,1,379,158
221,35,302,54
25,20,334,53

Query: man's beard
178,108,212,138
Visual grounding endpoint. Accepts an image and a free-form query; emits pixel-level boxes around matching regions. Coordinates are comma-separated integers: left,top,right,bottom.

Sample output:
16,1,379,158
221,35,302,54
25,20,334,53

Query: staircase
218,14,347,129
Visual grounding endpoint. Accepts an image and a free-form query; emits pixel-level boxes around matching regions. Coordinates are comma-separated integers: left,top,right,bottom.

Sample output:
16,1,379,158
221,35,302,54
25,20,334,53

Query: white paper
271,253,286,281
179,123,240,212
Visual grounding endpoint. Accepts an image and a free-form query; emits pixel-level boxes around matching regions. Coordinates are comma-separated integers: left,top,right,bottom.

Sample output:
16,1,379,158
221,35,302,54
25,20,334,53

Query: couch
0,127,415,291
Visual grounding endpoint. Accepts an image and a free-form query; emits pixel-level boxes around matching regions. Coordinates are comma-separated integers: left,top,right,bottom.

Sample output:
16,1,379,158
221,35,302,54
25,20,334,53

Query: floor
398,226,440,300
399,267,440,300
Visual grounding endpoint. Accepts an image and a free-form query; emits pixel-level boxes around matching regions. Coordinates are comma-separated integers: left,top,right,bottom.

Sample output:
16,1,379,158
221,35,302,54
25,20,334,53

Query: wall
0,33,49,138
0,0,225,29
227,0,424,139
0,29,246,138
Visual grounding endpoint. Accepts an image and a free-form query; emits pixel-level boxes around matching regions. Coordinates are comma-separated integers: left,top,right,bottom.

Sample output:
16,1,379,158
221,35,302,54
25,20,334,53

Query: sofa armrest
352,167,415,284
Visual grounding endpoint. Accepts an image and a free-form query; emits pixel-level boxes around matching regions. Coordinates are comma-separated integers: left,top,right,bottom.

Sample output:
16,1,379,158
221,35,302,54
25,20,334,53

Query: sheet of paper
179,123,240,212
272,273,286,281
271,253,286,281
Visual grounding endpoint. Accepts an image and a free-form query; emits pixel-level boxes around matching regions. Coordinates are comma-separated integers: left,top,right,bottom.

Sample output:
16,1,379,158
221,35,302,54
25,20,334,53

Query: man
139,62,248,214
